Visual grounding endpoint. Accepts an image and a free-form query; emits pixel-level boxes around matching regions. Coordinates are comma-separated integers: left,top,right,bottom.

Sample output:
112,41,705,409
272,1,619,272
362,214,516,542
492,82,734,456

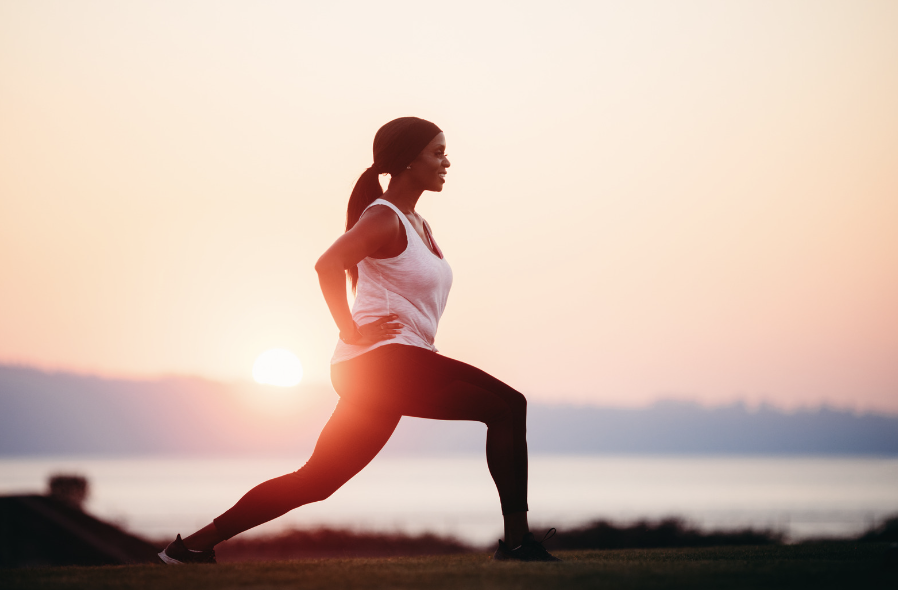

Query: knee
285,469,344,505
303,485,339,504
509,390,527,418
489,390,527,425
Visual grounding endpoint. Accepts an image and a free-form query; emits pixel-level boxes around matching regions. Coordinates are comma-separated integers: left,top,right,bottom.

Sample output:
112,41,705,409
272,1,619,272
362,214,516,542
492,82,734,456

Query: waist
331,332,437,365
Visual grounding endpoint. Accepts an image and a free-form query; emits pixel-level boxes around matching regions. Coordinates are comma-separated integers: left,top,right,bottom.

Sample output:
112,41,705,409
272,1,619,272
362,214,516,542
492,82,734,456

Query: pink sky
1,1,896,412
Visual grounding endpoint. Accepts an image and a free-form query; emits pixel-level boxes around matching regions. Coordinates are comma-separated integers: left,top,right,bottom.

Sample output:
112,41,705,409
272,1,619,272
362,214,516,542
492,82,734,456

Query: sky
1,0,896,413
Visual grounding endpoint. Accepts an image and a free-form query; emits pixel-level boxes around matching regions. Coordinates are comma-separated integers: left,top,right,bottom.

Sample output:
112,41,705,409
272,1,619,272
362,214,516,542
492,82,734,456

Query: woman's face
406,132,450,192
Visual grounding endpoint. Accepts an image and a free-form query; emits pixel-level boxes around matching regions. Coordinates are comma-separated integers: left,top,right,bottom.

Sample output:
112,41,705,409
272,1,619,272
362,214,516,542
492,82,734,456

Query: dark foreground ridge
545,517,783,550
1,544,896,590
0,495,159,567
212,527,472,561
211,519,784,562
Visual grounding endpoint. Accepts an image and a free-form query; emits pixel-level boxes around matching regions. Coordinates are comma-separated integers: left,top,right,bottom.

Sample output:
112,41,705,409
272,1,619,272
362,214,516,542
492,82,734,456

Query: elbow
315,253,342,277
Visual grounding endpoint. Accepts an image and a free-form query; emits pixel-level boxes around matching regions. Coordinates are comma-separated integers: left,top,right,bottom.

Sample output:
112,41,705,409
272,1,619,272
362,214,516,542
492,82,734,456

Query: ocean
2,455,896,546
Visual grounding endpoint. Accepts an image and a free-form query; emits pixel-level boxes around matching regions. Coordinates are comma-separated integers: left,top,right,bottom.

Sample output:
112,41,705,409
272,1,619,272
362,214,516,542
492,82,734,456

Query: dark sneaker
158,534,217,565
493,528,561,562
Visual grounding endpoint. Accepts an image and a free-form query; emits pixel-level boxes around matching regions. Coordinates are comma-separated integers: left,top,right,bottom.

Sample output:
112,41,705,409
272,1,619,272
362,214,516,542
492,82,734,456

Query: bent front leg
213,399,400,540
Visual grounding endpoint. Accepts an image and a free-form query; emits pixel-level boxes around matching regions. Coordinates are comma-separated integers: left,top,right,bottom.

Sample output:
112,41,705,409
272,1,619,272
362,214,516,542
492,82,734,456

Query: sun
252,348,303,387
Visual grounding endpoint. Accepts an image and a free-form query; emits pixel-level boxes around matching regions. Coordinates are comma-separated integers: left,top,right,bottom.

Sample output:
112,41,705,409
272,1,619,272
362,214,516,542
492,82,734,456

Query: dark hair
345,117,442,291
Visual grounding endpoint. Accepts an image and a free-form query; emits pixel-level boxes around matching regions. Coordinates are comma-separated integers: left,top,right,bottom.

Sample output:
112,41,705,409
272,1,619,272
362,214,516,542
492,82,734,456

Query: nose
443,155,451,168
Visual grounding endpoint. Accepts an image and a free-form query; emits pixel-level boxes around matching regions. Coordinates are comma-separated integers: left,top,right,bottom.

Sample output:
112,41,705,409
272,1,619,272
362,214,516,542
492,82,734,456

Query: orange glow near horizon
1,1,897,413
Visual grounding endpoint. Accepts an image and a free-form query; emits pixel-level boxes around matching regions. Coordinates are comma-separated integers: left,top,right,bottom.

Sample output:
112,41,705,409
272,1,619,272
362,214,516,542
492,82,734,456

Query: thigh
333,345,525,424
301,398,401,484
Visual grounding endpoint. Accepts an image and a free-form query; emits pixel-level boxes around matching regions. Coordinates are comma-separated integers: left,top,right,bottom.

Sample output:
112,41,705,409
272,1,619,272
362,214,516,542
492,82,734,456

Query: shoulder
352,203,404,247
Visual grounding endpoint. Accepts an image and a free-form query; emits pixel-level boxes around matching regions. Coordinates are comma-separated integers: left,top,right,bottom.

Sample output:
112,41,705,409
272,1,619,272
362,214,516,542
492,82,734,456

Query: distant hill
2,364,897,456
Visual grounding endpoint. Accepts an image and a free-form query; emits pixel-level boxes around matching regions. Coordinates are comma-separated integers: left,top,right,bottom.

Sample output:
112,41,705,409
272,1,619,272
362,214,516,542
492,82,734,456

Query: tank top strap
364,198,406,220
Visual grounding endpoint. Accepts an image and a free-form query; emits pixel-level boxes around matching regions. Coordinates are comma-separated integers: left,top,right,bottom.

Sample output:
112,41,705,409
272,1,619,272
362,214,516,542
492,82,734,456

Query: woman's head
345,117,445,290
371,117,443,176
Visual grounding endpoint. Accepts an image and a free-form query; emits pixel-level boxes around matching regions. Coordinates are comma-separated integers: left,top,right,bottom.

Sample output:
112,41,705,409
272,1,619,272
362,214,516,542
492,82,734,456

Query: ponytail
345,166,383,291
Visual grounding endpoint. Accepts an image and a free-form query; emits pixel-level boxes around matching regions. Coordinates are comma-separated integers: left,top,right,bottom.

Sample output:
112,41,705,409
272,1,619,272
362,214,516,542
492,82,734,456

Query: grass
2,542,895,590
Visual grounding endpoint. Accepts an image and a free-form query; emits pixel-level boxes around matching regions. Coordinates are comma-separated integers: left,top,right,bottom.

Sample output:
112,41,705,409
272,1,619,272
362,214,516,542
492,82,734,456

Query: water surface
2,455,895,545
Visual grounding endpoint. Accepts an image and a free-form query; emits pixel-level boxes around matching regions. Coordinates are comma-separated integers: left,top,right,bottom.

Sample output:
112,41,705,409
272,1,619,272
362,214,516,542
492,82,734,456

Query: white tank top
331,199,454,364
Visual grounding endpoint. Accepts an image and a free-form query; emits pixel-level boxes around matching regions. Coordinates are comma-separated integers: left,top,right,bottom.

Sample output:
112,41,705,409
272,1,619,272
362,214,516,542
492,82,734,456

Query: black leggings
213,344,529,540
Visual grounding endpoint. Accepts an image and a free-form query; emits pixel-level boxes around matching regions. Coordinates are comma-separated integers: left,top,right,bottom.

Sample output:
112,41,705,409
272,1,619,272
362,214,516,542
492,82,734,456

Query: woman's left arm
314,206,404,344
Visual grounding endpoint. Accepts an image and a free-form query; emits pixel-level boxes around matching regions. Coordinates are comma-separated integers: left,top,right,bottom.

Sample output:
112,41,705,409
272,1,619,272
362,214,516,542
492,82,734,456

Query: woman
158,117,558,564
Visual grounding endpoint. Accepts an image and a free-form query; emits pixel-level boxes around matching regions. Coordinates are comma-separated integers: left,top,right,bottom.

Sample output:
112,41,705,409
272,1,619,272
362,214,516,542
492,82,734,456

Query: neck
381,182,424,215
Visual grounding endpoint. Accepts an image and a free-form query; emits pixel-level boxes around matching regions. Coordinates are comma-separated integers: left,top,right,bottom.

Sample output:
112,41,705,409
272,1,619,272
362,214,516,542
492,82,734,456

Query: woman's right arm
315,206,403,345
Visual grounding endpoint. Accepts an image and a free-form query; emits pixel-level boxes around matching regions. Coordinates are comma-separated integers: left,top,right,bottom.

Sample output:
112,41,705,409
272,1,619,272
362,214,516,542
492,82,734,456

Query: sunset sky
2,1,896,413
